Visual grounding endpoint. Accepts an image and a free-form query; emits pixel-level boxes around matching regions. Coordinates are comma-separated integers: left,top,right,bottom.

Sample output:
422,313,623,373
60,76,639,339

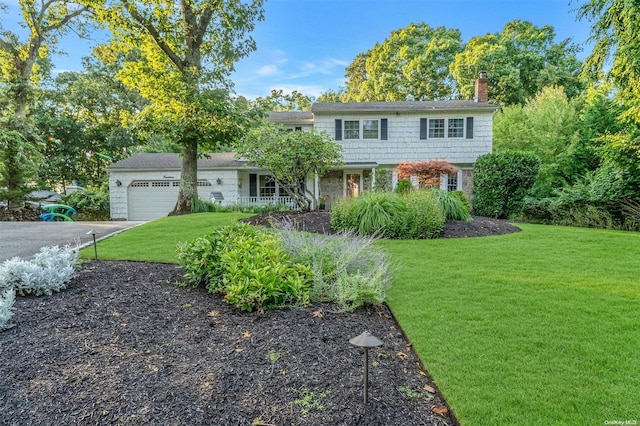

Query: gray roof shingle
311,101,498,113
267,111,314,123
107,152,248,171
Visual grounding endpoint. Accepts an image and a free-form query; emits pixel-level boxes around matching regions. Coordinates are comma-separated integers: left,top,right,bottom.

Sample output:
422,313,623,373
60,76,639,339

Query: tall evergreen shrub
472,151,540,218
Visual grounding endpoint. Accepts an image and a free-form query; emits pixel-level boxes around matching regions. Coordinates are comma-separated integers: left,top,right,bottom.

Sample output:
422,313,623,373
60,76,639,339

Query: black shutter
381,118,388,140
420,118,427,140
466,117,474,139
335,119,342,140
249,174,257,197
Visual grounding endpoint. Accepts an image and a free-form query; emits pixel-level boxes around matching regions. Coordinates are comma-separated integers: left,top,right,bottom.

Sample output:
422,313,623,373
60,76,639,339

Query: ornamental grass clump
395,190,445,239
331,190,445,239
331,191,405,237
276,226,393,311
435,189,472,221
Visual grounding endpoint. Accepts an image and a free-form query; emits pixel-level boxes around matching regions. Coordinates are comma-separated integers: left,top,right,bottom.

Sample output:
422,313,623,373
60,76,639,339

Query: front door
345,172,362,198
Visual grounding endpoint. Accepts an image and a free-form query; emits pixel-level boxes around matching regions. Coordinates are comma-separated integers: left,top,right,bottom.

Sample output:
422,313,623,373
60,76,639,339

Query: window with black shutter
419,118,427,140
466,117,474,139
249,174,257,197
335,119,342,140
381,118,388,140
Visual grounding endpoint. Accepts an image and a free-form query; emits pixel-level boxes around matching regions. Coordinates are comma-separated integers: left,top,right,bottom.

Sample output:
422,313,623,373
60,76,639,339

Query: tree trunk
171,138,198,215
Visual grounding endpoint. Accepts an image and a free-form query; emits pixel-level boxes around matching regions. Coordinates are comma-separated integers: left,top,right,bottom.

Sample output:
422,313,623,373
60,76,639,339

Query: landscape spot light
87,229,99,260
349,331,383,409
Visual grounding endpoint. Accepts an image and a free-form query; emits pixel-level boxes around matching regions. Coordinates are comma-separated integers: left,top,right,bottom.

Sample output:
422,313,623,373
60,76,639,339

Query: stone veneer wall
319,170,343,210
462,168,474,202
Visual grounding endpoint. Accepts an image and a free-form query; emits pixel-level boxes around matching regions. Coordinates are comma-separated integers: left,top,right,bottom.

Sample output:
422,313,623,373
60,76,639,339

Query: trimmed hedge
472,151,540,218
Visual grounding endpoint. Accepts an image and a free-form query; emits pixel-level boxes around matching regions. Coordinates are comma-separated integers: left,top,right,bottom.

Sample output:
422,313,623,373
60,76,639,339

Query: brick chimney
474,71,488,103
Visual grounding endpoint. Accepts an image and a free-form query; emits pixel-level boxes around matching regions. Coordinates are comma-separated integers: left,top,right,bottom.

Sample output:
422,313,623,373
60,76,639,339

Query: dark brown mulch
1,261,455,426
241,210,520,238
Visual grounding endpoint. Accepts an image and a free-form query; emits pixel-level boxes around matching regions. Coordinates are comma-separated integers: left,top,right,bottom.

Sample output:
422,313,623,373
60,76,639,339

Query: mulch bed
0,213,519,425
241,210,520,238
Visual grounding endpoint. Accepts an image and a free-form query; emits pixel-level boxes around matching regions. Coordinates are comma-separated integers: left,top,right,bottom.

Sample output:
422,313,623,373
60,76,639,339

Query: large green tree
450,20,583,105
35,57,148,189
234,122,343,211
255,89,313,111
0,0,89,203
577,0,640,121
493,86,581,196
87,0,264,214
343,23,462,101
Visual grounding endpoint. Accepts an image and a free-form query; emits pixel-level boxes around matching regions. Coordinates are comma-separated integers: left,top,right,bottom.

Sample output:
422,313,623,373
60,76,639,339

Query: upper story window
421,117,474,140
428,119,445,138
335,118,388,141
363,120,379,139
344,120,360,139
448,118,464,138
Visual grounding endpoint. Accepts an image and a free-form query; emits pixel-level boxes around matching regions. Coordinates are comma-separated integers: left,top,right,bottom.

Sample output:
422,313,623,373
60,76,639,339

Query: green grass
81,213,253,263
381,224,640,425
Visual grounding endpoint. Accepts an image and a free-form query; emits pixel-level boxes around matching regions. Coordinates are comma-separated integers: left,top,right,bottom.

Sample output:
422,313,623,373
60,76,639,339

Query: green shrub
177,228,226,289
450,190,471,213
395,190,445,239
277,229,392,311
472,151,540,218
395,178,414,194
61,188,110,220
436,189,471,221
177,224,312,313
331,192,405,237
191,197,294,214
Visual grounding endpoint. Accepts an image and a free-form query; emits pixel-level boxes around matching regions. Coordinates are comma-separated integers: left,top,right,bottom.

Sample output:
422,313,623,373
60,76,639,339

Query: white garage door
128,181,179,220
127,180,214,220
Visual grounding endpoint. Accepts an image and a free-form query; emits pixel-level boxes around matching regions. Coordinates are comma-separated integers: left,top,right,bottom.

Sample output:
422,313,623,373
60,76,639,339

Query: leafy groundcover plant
0,245,79,331
177,223,393,312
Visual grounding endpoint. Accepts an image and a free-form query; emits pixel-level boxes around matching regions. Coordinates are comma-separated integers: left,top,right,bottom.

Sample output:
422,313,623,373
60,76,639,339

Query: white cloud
257,65,279,76
296,57,349,77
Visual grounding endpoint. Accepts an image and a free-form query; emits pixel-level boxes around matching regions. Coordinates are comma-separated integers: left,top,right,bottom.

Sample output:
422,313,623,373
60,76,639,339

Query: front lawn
382,224,640,425
80,212,253,263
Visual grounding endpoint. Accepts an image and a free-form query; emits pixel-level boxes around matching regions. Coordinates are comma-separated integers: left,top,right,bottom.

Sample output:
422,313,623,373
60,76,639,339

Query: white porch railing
235,196,299,210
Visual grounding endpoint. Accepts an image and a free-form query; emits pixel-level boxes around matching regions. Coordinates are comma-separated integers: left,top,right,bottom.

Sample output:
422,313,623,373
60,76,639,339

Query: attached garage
107,153,244,221
127,181,179,220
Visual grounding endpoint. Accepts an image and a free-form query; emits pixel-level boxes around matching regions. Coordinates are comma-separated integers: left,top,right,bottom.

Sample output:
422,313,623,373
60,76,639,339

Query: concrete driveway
0,221,145,262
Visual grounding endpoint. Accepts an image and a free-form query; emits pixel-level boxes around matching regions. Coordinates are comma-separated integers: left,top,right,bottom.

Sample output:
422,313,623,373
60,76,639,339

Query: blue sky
2,0,593,100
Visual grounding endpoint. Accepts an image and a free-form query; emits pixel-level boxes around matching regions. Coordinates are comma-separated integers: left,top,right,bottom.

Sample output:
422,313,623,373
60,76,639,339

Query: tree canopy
0,0,90,203
450,20,583,105
234,123,343,211
343,23,462,102
493,86,581,196
577,0,640,121
255,89,313,111
86,0,264,214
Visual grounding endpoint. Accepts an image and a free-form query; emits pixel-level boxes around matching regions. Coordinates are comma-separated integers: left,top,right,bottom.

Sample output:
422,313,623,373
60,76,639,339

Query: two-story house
107,74,497,220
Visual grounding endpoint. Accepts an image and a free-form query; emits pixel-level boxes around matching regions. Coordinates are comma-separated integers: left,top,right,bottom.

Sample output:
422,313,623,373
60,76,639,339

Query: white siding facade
313,110,494,165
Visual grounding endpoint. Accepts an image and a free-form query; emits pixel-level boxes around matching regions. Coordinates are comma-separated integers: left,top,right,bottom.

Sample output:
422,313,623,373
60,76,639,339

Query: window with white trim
428,119,445,138
448,118,464,138
363,119,379,139
446,173,459,192
422,117,468,139
344,120,359,139
259,175,276,197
